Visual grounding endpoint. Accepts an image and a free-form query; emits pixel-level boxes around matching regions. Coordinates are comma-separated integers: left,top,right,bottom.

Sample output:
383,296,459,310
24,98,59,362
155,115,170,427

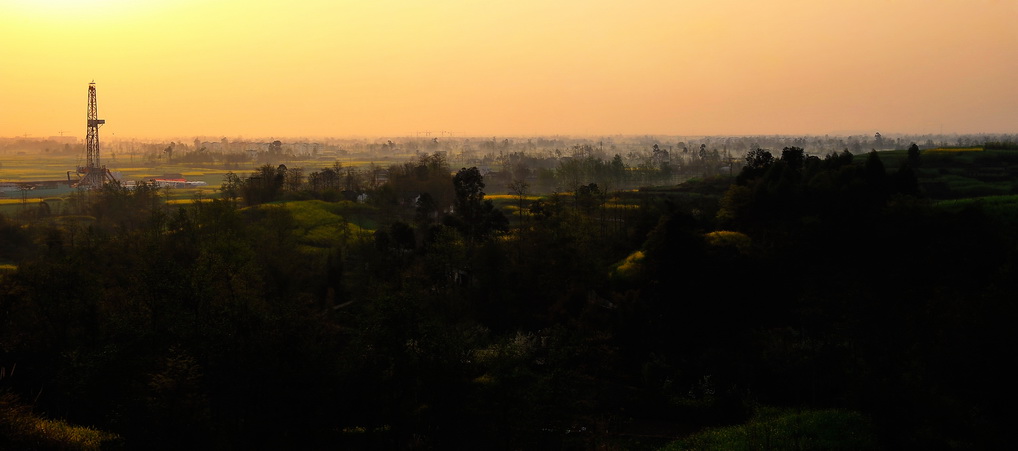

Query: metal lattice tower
75,81,113,188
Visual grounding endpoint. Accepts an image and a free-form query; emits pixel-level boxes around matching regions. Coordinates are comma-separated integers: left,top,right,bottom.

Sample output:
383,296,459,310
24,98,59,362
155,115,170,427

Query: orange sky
2,0,1016,140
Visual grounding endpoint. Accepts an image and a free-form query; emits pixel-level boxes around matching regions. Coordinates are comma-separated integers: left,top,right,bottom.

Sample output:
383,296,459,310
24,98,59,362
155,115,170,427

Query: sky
2,0,1016,140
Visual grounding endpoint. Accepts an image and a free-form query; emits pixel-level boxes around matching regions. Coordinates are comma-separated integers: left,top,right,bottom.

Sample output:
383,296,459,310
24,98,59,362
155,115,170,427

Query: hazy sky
2,0,1016,140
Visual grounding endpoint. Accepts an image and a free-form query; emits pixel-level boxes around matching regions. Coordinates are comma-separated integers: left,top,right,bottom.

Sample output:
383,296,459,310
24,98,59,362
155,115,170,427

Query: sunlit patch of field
1,152,219,190
253,200,374,250
0,151,399,202
264,159,381,169
165,197,215,205
344,158,399,165
0,197,68,216
0,164,76,180
484,194,543,201
612,250,645,279
0,198,50,217
159,186,220,203
605,201,639,211
705,230,752,254
0,198,38,205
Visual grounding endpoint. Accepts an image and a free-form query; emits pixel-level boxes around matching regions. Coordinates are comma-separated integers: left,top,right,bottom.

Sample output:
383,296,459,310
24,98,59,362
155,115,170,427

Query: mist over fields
4,131,1013,192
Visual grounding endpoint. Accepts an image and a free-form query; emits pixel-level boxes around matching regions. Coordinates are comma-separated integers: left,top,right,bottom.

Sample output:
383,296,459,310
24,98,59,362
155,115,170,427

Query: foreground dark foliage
1,152,1015,449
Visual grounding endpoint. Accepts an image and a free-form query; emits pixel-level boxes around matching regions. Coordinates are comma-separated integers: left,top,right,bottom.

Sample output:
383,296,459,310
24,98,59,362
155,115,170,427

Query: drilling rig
73,81,115,188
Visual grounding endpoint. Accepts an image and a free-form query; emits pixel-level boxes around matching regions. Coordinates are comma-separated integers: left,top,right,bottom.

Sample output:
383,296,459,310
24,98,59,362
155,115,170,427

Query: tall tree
453,167,486,221
745,148,774,169
507,178,530,226
450,167,507,242
780,146,805,171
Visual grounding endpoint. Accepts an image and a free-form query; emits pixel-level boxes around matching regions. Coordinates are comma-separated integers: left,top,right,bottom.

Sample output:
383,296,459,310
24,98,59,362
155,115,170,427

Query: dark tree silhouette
745,148,774,169
780,146,805,171
907,142,921,168
449,167,507,242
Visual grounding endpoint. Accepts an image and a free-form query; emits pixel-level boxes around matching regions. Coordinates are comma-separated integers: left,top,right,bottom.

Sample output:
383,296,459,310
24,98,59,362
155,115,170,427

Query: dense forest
2,145,1017,449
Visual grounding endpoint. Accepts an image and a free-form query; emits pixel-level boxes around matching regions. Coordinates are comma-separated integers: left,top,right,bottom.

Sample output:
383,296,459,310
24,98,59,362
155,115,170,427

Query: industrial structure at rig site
71,81,115,188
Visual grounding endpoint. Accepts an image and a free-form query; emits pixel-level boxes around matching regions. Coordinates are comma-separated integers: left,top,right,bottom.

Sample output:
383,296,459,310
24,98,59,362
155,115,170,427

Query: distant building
150,178,207,188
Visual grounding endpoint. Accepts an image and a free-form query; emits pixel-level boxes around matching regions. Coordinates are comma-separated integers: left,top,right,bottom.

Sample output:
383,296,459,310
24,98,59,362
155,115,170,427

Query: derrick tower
75,81,114,188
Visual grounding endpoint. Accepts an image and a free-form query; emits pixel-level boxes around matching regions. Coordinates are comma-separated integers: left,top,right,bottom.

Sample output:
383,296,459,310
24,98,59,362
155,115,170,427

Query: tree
865,150,886,184
343,166,362,192
780,146,805,171
574,183,602,215
414,192,438,227
284,166,304,193
508,178,530,225
453,167,486,220
269,140,283,154
611,154,627,187
382,221,416,253
242,164,285,205
738,148,775,184
907,142,921,169
745,148,774,169
450,167,507,242
220,172,242,203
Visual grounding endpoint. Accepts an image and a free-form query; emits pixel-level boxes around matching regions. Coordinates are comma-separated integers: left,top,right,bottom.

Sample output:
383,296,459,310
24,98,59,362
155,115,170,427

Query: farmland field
0,152,383,200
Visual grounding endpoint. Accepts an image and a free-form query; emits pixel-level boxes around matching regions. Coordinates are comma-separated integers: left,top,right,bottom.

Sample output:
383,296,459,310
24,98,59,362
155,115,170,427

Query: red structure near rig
72,81,115,188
